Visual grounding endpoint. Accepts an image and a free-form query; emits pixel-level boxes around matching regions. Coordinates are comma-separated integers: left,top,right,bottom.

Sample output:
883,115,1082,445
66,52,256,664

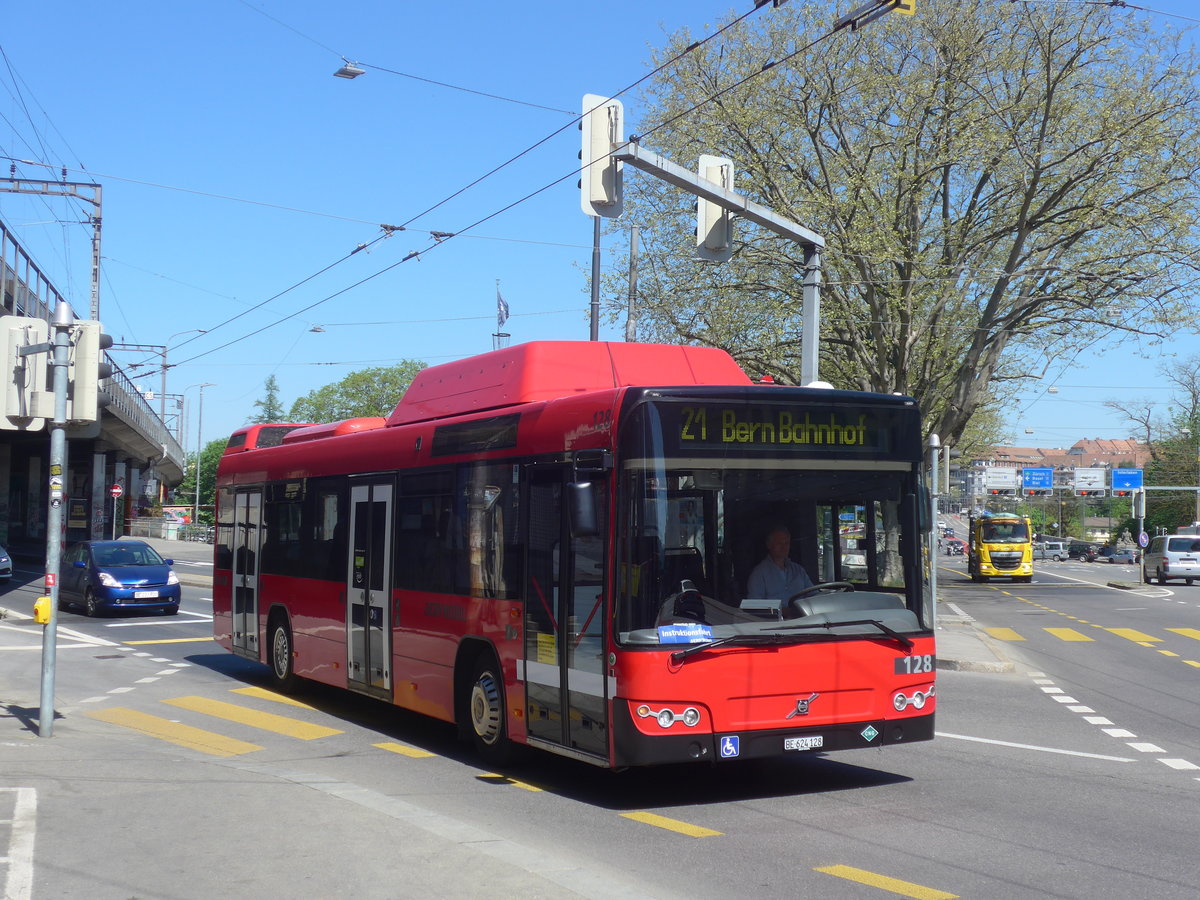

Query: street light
193,383,215,526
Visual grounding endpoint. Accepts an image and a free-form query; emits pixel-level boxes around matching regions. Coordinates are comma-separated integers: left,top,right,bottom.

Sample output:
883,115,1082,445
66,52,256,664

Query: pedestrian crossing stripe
984,626,1200,644
88,707,263,757
1106,628,1160,643
1044,628,1093,642
161,696,343,740
983,627,1024,641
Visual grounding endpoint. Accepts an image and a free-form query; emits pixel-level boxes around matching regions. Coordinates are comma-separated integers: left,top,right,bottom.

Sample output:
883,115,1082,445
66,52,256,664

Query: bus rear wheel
268,616,297,691
469,654,513,765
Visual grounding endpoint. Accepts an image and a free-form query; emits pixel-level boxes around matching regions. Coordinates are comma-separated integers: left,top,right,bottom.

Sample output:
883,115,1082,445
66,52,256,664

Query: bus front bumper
611,703,935,767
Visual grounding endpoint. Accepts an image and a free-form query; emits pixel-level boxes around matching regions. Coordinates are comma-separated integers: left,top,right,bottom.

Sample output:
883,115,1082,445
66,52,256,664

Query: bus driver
747,526,814,601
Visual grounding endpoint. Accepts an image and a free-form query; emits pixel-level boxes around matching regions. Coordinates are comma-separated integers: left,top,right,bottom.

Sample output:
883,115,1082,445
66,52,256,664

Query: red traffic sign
110,484,123,499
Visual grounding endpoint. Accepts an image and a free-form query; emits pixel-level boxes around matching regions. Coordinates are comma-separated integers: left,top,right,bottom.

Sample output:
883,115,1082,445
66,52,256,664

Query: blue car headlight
167,571,179,585
98,572,121,588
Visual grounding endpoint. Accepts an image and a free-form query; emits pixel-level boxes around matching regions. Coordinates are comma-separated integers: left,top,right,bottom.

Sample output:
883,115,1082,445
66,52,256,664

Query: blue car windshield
93,545,164,567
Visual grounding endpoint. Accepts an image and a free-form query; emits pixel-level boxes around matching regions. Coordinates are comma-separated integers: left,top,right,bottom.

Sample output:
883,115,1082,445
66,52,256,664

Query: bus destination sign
676,405,890,452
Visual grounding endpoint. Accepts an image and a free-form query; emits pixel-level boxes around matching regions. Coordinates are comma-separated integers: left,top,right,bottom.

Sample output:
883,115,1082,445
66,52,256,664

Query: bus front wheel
469,654,513,765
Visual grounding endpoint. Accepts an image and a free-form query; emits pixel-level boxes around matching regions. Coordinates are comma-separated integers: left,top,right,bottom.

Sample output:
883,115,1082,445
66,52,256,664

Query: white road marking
1,787,36,900
935,732,1134,762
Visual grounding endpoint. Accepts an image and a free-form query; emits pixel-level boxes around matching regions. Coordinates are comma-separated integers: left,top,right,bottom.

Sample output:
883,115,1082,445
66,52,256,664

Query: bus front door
524,468,608,760
347,480,393,697
231,490,262,656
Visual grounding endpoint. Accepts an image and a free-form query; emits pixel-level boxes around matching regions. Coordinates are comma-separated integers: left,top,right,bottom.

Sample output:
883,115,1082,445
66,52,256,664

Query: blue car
0,544,11,582
60,540,181,616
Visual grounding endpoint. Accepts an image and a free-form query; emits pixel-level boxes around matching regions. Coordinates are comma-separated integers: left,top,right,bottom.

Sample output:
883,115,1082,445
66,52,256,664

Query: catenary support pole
589,217,601,341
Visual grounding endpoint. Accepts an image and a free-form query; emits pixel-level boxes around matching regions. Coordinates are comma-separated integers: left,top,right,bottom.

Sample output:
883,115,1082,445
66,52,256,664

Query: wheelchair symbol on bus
720,735,740,758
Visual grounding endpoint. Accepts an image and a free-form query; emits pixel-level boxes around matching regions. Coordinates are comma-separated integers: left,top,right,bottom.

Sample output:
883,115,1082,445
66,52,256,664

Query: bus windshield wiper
669,632,818,664
774,617,914,650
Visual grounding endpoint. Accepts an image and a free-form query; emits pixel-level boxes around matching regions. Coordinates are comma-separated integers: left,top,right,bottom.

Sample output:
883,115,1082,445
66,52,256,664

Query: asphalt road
2,554,1198,899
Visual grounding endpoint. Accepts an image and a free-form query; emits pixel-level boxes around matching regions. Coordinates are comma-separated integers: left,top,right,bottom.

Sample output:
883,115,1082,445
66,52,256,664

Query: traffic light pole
39,301,73,737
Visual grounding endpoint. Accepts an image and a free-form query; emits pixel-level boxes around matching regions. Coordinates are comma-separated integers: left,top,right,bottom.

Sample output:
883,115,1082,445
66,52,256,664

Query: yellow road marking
1167,628,1200,641
1185,660,1200,669
375,741,435,759
162,696,342,740
478,773,541,791
1158,650,1180,657
231,686,315,708
123,637,214,645
1045,628,1093,642
815,865,958,899
983,627,1024,642
620,811,721,837
1107,628,1161,643
88,707,262,757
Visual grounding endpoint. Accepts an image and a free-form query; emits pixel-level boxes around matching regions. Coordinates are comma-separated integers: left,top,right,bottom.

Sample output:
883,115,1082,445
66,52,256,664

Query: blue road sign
1022,467,1054,490
1112,468,1143,491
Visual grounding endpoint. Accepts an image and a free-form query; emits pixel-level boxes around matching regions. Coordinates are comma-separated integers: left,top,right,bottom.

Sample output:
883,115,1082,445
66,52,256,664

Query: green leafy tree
173,438,226,524
610,0,1200,447
288,361,427,423
250,375,286,424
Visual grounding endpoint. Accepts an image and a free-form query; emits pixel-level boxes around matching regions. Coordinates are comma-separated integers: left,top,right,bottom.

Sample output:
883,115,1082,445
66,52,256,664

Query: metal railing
1,217,185,471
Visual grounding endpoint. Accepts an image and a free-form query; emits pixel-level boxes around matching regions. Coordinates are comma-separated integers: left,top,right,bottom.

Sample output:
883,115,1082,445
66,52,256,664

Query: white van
1034,541,1067,561
1142,534,1200,585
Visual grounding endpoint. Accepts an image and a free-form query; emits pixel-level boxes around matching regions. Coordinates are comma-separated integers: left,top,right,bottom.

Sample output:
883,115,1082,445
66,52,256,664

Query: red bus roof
386,341,750,427
281,417,387,445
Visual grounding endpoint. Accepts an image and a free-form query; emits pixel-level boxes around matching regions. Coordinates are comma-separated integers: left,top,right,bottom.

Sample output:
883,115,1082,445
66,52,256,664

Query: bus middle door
524,465,608,761
231,490,263,657
347,479,394,697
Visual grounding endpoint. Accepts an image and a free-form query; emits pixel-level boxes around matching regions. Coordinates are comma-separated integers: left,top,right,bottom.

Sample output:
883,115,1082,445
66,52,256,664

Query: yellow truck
968,513,1033,583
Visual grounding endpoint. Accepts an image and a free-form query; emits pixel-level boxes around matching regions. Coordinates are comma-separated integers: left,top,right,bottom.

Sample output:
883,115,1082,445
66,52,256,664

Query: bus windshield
616,397,929,645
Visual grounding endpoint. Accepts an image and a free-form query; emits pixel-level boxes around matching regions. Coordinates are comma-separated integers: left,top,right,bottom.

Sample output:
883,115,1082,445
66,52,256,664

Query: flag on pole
497,287,510,330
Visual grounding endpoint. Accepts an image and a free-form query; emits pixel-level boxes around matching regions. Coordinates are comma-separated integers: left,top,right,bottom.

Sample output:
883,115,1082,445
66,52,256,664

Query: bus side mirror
915,486,930,532
569,481,600,537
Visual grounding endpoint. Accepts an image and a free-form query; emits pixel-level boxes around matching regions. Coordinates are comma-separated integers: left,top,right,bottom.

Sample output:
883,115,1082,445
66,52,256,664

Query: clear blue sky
1,0,1197,452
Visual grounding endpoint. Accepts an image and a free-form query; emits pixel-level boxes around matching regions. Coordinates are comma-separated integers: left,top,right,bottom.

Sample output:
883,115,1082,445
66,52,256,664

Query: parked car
1068,542,1099,562
0,544,11,582
1104,546,1139,564
1142,534,1200,585
1034,540,1067,561
59,539,181,616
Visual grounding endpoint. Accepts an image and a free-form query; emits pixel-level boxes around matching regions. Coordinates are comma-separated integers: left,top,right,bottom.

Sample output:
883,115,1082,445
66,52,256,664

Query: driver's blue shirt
747,556,814,601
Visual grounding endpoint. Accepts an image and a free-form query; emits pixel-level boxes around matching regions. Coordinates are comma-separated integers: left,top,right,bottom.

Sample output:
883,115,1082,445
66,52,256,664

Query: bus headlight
636,704,702,729
893,686,935,712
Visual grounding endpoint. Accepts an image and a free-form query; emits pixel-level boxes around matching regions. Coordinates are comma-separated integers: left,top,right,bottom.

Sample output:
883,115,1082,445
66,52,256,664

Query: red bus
213,341,935,768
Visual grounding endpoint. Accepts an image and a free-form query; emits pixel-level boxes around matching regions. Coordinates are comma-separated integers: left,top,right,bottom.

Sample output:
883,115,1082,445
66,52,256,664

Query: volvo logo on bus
786,692,820,718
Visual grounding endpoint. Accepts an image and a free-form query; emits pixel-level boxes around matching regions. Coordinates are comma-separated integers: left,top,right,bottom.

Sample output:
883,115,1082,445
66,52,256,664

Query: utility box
33,596,52,625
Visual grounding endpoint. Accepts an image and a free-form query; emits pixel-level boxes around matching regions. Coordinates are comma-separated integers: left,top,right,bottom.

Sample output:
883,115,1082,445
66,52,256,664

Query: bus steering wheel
787,581,855,615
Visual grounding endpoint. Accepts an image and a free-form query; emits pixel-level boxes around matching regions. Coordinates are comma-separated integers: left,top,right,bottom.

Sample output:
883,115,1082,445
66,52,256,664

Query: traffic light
696,154,734,263
988,488,1015,496
1113,489,1132,498
1023,489,1052,497
580,94,624,218
1,315,49,430
68,320,113,423
1074,489,1106,498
